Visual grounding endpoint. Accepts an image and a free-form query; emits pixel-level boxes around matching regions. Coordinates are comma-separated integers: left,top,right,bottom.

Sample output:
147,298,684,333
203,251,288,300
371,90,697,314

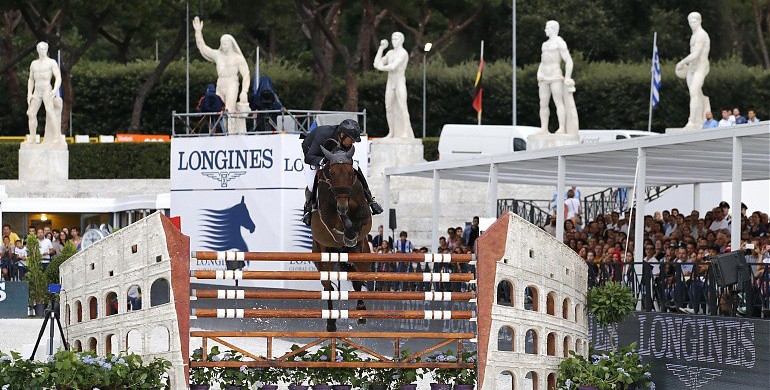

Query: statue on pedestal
537,21,578,136
193,16,250,132
373,32,414,139
676,12,710,130
26,41,65,145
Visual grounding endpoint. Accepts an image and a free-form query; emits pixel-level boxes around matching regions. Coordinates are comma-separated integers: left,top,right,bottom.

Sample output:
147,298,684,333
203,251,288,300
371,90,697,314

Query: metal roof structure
384,124,770,187
380,122,770,260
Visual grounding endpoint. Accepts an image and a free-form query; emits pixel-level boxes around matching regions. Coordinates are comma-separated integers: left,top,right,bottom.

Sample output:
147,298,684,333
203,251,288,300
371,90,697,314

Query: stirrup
370,201,384,215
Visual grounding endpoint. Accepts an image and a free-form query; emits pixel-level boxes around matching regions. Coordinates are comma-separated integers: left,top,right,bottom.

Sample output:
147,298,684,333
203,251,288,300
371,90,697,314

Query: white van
579,129,658,144
438,125,658,160
437,125,541,160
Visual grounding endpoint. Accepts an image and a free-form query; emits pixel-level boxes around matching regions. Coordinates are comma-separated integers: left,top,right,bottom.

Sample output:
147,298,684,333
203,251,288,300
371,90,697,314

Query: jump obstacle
59,212,588,390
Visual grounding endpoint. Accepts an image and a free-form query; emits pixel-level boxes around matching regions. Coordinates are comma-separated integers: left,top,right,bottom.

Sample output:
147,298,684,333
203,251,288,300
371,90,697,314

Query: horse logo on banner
199,195,255,252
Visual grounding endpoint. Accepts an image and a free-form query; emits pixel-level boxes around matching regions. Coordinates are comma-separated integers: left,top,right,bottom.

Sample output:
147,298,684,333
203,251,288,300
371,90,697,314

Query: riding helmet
337,119,361,142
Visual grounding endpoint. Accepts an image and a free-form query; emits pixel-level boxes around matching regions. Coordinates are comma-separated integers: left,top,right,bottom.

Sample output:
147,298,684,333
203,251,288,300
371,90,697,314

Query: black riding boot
356,168,384,215
302,187,317,227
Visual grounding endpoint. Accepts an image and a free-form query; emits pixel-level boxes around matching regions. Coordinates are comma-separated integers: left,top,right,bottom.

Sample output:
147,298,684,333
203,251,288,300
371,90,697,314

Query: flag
472,56,484,119
651,43,661,108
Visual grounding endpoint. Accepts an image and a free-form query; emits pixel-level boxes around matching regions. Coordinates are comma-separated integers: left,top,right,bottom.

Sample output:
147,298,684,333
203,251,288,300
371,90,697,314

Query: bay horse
311,144,372,332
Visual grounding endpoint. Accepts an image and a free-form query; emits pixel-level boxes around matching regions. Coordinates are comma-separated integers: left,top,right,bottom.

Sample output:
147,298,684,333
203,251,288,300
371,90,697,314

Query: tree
295,0,341,109
296,0,387,111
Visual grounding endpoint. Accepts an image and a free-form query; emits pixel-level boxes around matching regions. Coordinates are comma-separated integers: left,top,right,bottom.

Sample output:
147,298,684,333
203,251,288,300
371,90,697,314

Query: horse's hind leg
322,279,337,332
349,243,367,325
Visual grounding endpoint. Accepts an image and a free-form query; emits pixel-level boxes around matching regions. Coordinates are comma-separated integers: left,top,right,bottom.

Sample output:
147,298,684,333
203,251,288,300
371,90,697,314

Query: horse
200,195,255,269
311,144,372,332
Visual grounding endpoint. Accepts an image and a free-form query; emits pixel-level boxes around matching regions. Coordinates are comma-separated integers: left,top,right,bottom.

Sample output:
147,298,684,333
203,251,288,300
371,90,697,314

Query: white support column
556,156,566,240
486,163,499,218
693,183,701,213
432,169,441,252
634,148,647,264
382,174,391,238
731,136,742,251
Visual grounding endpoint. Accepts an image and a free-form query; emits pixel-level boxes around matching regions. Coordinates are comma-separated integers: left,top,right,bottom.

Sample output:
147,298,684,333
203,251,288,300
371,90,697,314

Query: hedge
2,59,768,138
0,143,170,180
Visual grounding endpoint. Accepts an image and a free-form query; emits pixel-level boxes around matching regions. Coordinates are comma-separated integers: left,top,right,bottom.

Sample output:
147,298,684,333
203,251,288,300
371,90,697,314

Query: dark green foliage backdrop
0,143,170,180
2,59,767,137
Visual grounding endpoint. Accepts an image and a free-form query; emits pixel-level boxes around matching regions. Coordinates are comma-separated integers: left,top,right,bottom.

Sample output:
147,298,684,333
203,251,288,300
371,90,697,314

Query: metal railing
588,261,770,318
496,199,552,227
582,186,675,223
171,108,367,137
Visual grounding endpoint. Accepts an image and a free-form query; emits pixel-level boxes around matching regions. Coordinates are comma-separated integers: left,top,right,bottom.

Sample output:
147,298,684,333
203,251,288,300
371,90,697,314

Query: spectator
52,230,68,255
544,216,557,236
733,108,747,124
37,228,54,270
70,227,82,250
709,208,729,231
371,225,392,251
746,109,761,123
24,226,35,245
702,111,718,128
467,216,480,249
13,240,27,280
2,225,20,245
718,109,735,127
564,189,582,226
0,236,15,280
447,227,460,250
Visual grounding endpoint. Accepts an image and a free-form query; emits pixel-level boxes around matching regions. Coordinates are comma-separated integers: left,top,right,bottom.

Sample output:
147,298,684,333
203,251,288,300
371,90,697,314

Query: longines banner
590,312,770,389
170,134,369,290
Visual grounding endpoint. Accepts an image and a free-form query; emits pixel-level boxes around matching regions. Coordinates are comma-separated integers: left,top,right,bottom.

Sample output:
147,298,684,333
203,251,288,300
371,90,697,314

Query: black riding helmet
337,119,361,142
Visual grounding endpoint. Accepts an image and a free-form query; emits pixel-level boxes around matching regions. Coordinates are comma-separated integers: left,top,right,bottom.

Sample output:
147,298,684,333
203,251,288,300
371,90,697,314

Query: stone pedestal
369,138,425,177
527,132,580,150
19,143,68,182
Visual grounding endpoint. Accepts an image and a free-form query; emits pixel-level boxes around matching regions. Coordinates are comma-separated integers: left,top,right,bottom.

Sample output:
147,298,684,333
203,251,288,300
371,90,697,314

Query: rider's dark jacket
302,124,339,166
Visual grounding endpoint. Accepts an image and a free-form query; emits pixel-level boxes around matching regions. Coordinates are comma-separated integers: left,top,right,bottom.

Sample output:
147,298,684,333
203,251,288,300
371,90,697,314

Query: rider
301,119,384,226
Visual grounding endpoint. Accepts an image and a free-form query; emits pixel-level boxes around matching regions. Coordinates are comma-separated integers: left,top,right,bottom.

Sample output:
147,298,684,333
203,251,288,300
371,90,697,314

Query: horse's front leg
322,279,337,332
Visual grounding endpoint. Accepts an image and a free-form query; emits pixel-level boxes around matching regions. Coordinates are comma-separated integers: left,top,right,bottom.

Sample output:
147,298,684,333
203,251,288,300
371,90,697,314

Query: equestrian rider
301,119,384,226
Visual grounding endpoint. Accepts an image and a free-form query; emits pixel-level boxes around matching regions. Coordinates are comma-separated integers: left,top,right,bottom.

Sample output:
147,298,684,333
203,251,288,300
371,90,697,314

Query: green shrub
3,59,765,138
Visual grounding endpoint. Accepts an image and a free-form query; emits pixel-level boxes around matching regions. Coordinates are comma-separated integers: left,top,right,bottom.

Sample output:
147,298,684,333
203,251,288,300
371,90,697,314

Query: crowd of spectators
703,107,762,128
0,223,83,281
545,200,770,316
364,217,480,292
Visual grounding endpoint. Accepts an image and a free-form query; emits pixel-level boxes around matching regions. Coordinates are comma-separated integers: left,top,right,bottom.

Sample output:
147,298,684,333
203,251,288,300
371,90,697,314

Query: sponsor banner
0,281,30,318
171,134,368,290
115,134,171,142
590,312,770,389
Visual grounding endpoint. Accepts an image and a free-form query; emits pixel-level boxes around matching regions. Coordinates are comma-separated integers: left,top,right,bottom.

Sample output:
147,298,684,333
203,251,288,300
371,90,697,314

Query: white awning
385,124,770,187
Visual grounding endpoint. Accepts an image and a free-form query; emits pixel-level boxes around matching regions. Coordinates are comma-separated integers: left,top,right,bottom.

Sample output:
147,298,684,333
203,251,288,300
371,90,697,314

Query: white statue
373,32,414,139
192,16,250,114
537,20,578,135
26,41,64,145
676,12,710,129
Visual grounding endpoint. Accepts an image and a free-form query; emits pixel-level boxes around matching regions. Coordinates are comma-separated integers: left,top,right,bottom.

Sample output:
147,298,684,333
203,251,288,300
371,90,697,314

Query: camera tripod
29,297,69,360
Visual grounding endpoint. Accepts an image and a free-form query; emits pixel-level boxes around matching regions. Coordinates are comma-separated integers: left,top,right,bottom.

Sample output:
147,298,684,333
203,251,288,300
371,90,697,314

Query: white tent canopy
382,123,770,260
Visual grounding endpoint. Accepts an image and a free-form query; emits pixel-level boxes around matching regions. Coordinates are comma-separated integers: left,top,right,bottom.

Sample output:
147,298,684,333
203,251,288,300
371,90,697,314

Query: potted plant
424,350,460,390
284,345,311,390
190,346,221,390
587,281,636,351
391,350,425,390
361,363,390,390
327,344,363,390
557,343,653,390
452,350,477,390
218,351,251,390
252,366,281,390
24,234,48,316
557,281,653,389
306,346,333,390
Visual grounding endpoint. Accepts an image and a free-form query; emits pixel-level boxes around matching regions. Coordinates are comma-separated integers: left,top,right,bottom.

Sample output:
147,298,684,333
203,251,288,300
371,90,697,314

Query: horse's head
320,145,357,217
237,195,256,233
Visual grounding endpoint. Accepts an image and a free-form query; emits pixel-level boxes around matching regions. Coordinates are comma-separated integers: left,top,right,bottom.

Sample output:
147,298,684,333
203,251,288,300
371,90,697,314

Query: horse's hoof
358,318,367,325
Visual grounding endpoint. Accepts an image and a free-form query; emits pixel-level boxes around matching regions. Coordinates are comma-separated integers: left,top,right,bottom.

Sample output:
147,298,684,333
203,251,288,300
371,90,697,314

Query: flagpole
478,40,484,126
647,32,657,132
254,47,260,95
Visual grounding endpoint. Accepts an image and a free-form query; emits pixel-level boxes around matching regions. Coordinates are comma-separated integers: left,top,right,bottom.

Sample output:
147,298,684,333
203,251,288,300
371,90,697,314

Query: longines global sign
0,281,30,318
170,134,369,290
590,312,769,389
